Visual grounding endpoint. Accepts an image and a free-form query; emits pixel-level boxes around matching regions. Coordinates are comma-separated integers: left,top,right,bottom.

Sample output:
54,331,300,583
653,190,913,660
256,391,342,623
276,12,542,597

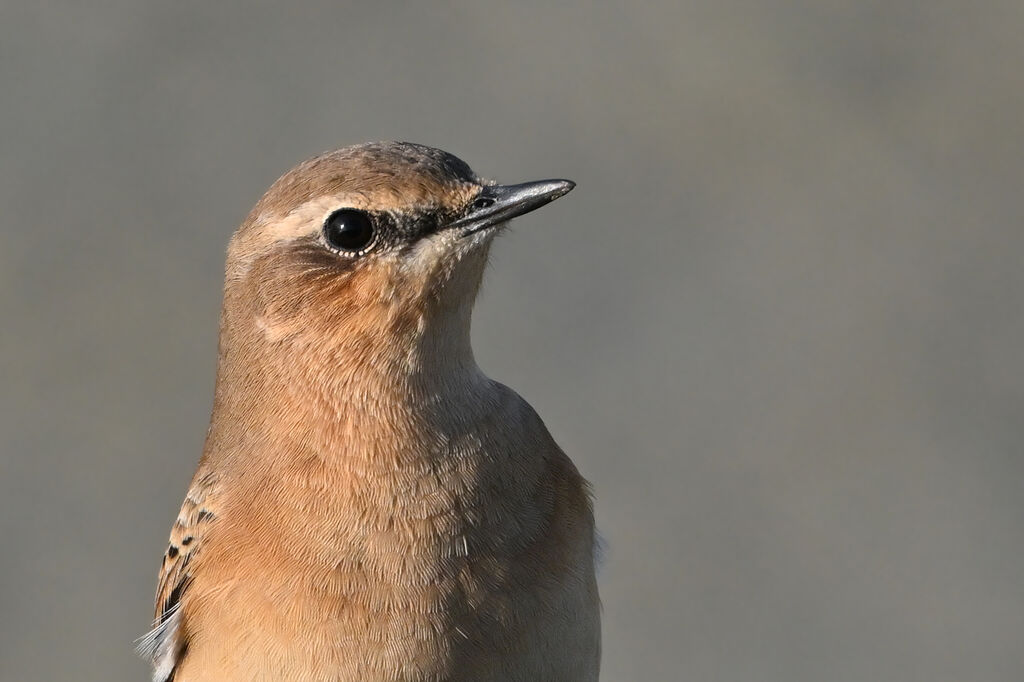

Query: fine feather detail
593,527,608,576
138,469,219,681
135,603,182,682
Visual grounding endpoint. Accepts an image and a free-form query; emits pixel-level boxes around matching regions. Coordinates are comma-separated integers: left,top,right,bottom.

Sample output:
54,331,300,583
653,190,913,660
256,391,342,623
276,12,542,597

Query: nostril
471,196,495,210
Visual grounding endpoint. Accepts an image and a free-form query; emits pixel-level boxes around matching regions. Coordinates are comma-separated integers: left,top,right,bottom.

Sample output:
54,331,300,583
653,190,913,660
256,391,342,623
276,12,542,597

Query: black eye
323,209,375,254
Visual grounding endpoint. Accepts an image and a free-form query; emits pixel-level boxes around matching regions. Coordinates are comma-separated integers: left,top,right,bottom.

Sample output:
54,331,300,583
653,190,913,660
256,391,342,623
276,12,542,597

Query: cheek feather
243,245,430,353
255,315,293,343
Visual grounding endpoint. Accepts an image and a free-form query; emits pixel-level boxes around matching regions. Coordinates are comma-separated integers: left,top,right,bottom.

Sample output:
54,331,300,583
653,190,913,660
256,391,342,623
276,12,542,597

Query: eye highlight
323,209,375,254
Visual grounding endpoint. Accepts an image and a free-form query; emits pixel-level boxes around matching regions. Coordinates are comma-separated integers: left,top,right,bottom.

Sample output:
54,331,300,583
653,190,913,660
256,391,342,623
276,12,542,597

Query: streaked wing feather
137,469,220,682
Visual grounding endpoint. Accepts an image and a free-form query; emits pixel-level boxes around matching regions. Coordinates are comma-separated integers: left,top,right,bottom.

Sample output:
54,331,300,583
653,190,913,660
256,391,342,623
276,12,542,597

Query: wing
136,468,221,682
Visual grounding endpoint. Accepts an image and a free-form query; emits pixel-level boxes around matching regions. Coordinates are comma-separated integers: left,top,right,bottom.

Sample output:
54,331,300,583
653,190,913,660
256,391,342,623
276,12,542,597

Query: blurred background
2,2,1023,680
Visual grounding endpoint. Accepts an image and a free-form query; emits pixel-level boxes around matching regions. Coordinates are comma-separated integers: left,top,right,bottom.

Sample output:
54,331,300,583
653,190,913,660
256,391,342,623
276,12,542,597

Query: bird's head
220,142,574,382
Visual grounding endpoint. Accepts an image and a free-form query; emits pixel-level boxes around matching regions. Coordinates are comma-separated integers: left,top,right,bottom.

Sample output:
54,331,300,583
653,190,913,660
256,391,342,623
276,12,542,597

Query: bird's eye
323,209,375,254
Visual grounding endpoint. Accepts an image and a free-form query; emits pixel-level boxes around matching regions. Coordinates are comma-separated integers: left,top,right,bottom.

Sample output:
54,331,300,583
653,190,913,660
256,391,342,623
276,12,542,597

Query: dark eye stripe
311,205,455,264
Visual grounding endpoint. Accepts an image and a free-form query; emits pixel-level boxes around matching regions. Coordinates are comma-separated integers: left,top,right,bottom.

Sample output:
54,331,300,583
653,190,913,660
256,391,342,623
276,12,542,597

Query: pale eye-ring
323,209,375,254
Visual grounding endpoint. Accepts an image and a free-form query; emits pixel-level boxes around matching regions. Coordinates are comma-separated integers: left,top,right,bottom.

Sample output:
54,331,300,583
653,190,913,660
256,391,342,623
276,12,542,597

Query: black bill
450,179,576,236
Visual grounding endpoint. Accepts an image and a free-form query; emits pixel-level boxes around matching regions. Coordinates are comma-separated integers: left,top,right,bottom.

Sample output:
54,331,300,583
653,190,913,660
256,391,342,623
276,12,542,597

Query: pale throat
276,294,483,412
216,246,494,446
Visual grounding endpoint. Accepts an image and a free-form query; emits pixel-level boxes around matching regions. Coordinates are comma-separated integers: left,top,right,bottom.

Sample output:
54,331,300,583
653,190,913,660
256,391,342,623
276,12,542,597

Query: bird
137,142,601,681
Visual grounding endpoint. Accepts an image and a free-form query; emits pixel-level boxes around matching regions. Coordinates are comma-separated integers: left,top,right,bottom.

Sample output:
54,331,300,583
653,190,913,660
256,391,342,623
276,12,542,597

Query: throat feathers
140,141,600,682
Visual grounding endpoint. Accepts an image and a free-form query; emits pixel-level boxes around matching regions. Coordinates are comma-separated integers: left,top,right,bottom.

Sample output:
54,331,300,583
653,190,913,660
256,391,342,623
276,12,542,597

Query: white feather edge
593,527,607,576
134,603,182,682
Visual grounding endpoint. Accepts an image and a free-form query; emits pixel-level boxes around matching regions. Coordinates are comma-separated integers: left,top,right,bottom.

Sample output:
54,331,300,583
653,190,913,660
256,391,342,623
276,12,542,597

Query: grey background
2,2,1023,681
